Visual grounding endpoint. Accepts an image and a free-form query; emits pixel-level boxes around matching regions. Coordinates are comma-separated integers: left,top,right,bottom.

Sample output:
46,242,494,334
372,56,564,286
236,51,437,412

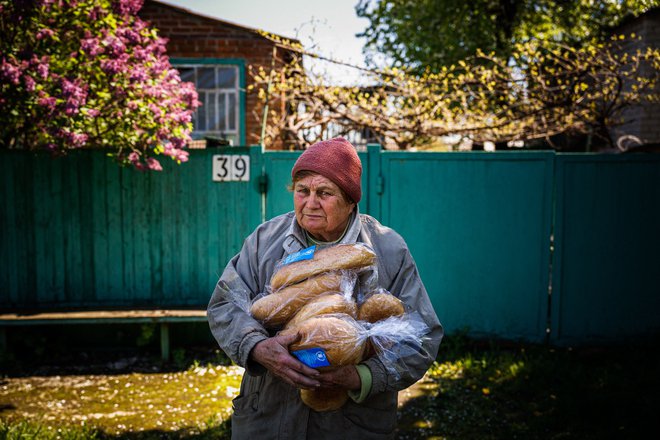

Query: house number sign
213,155,250,182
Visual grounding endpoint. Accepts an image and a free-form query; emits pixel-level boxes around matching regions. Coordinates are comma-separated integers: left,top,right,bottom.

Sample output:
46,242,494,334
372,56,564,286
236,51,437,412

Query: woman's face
293,173,356,242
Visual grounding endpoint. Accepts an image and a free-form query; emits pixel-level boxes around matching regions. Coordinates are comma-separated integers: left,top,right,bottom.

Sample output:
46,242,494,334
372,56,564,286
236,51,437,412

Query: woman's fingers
273,332,321,386
274,353,320,388
250,335,321,388
285,367,321,389
271,363,320,389
289,357,322,378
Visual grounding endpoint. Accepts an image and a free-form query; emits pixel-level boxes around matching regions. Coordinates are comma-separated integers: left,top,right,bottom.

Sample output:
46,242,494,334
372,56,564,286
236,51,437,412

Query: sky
159,0,371,84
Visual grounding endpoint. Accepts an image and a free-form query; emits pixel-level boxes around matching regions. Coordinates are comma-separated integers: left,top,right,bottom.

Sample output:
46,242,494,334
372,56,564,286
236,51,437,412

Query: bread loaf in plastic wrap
270,243,375,290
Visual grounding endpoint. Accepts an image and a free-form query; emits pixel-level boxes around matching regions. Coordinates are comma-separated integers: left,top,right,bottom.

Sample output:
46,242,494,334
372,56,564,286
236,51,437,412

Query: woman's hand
250,332,321,389
318,365,361,391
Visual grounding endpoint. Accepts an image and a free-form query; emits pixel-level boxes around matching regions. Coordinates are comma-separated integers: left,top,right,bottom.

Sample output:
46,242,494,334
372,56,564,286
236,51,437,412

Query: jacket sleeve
363,246,444,395
207,232,269,374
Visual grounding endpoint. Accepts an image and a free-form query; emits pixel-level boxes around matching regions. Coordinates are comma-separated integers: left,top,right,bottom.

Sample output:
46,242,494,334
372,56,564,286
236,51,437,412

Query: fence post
366,144,382,218
160,322,170,362
249,145,266,226
0,327,6,354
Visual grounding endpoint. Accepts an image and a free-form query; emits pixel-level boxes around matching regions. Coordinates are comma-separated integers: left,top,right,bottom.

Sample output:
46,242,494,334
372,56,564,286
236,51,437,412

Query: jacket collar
282,207,362,255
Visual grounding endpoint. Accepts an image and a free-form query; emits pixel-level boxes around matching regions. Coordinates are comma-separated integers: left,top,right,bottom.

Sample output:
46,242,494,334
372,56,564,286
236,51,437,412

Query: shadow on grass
100,420,232,440
395,335,660,440
0,419,232,440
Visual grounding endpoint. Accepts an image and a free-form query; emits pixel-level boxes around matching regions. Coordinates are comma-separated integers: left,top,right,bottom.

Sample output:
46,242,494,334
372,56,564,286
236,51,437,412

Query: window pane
184,64,240,136
178,67,194,83
216,94,226,131
228,93,236,131
207,92,218,131
197,68,215,88
217,67,236,88
196,91,207,131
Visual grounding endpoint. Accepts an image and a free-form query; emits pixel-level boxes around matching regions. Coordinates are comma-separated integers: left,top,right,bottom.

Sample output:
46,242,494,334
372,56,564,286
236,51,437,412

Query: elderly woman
207,137,443,439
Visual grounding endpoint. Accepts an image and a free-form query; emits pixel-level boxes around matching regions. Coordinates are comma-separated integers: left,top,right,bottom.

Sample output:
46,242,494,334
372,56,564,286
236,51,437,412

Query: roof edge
145,0,302,46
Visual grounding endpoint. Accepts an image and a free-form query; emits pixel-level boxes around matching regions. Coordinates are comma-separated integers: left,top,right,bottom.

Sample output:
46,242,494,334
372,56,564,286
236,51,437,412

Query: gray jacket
207,209,443,439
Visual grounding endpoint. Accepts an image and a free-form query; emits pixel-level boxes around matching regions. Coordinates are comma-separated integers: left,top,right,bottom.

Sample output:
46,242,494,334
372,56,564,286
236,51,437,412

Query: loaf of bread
280,315,366,370
270,243,376,291
300,388,349,412
358,292,405,323
250,272,343,327
285,293,358,329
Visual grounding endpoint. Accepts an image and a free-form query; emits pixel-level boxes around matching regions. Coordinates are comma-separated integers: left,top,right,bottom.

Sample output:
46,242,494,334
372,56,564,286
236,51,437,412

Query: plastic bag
281,310,430,377
269,243,377,291
282,311,430,411
357,287,406,323
366,311,431,381
250,270,358,328
250,242,379,328
279,313,367,370
249,271,344,327
285,290,358,329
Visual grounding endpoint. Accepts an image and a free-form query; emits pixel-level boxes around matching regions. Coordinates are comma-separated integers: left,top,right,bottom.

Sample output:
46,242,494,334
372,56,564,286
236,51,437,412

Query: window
176,63,242,145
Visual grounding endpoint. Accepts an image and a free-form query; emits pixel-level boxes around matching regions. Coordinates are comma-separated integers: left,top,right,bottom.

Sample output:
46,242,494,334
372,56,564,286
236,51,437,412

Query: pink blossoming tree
0,0,200,170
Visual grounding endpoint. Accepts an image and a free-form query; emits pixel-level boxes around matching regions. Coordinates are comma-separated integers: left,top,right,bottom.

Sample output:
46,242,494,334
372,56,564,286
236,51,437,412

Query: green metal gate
375,151,554,342
551,154,660,344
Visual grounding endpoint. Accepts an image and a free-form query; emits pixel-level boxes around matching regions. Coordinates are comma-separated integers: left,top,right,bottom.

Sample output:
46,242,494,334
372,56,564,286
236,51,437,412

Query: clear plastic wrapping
249,271,351,327
357,287,406,323
269,243,377,291
279,313,367,370
280,310,430,411
249,242,379,328
365,311,431,381
281,311,430,379
285,290,358,329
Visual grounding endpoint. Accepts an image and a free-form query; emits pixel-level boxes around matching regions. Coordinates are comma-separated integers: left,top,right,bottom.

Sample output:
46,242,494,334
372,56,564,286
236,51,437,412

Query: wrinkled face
293,173,356,242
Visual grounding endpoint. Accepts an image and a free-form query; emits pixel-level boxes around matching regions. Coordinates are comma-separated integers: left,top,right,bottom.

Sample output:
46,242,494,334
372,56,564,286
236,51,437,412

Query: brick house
610,7,660,149
139,0,299,147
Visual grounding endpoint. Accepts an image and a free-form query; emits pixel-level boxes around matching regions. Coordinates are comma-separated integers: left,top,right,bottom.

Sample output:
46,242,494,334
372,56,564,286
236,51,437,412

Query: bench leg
0,327,6,354
160,322,170,362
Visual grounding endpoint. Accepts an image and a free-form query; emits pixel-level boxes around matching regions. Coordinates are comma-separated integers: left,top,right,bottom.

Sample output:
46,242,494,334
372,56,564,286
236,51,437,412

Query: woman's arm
363,246,444,395
207,230,321,386
206,238,269,372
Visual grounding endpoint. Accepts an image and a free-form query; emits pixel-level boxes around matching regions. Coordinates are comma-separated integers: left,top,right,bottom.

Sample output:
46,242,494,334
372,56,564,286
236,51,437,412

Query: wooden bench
0,309,208,361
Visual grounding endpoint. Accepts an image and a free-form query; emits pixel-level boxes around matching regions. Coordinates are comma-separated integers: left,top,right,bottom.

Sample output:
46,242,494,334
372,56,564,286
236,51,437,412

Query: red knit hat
291,137,362,203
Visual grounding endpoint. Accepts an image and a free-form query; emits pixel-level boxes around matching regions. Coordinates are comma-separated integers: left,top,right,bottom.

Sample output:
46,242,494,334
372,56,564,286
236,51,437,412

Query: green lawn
2,334,659,439
0,363,240,439
398,334,660,439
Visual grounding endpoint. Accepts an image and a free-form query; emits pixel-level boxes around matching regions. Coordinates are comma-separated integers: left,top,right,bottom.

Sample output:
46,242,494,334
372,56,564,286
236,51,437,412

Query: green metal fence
551,154,660,345
379,151,555,342
1,146,659,344
0,148,262,309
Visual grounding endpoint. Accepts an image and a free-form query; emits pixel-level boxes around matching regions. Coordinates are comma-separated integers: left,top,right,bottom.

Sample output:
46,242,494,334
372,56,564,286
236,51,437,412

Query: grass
2,333,660,439
0,419,232,440
0,362,240,439
398,333,660,439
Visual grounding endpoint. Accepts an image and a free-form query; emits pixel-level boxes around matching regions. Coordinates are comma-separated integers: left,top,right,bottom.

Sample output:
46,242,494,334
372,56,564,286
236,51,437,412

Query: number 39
213,155,250,182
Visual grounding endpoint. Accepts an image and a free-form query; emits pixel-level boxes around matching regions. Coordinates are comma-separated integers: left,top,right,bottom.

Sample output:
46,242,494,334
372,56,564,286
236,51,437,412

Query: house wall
139,1,294,147
611,8,660,147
